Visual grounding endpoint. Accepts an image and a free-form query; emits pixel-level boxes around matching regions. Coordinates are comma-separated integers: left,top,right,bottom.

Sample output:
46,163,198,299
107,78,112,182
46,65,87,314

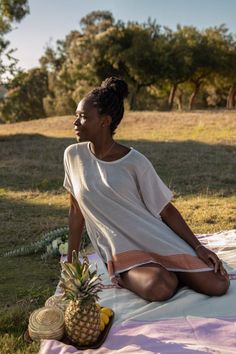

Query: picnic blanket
40,230,236,354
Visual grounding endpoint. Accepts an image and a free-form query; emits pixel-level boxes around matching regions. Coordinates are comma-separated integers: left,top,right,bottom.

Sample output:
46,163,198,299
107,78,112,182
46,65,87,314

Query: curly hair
86,77,129,136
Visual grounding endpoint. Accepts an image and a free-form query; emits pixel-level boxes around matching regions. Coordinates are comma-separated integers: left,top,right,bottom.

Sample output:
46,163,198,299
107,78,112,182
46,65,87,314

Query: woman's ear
101,115,112,127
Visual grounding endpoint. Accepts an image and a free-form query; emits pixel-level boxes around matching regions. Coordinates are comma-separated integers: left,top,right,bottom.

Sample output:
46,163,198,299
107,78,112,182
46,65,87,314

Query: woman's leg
118,262,178,302
175,270,230,296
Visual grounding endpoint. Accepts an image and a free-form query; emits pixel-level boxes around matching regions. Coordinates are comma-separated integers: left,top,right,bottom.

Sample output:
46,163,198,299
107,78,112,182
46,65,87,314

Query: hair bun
101,77,129,100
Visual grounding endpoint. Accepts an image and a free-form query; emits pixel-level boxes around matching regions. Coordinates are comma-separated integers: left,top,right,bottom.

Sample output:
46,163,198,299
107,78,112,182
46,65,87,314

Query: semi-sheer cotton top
63,142,211,283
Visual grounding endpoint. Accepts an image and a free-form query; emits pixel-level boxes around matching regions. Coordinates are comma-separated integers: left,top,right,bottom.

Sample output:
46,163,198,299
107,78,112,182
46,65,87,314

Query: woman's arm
160,202,201,250
67,193,85,262
160,202,227,276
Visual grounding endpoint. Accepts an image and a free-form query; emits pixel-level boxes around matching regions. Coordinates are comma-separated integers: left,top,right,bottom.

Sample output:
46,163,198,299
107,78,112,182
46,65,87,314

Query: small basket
28,306,64,341
45,294,69,312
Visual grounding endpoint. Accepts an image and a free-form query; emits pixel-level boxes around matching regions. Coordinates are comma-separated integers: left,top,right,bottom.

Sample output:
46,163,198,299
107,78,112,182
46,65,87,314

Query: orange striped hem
107,250,210,275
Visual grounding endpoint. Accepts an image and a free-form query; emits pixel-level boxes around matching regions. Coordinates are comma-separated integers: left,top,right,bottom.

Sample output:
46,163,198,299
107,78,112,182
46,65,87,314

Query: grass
0,110,235,352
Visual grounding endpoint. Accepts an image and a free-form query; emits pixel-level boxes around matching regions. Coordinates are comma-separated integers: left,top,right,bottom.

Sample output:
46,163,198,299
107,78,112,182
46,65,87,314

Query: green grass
0,110,235,352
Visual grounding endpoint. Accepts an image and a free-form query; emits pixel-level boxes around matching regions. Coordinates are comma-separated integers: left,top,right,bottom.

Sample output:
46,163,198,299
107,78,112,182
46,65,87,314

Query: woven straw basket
45,294,69,312
28,306,64,341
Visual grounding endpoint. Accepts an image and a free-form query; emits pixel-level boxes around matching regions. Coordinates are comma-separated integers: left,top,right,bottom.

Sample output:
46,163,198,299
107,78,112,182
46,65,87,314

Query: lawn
0,110,235,353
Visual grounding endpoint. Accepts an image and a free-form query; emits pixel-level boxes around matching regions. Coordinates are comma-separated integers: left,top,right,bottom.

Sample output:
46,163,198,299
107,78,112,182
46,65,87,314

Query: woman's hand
195,245,228,278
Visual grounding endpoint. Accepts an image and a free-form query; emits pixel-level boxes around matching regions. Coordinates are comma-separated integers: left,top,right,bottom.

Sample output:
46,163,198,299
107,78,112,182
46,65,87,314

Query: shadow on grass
126,139,236,197
0,133,235,196
0,133,74,192
0,194,68,250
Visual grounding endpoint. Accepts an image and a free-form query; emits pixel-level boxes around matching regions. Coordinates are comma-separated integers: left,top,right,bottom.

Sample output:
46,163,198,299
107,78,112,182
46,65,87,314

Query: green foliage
0,0,29,33
80,10,114,35
90,22,166,109
61,250,102,304
0,0,29,83
37,14,236,114
0,68,48,122
2,9,236,120
2,227,68,257
2,226,91,258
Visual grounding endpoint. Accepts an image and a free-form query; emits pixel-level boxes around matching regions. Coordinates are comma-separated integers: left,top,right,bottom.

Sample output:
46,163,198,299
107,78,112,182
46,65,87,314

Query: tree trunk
168,83,178,110
226,84,236,109
176,91,183,111
129,84,139,110
189,81,201,110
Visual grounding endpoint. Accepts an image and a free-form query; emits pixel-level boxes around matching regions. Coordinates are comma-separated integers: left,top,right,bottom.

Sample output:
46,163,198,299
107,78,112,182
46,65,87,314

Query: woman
63,77,230,302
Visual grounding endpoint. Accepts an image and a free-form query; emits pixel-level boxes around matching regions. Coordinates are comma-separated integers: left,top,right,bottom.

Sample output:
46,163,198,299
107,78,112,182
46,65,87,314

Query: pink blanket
39,230,236,354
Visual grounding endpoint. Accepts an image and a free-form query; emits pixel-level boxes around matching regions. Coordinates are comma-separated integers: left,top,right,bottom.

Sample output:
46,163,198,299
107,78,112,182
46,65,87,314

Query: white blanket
40,230,236,354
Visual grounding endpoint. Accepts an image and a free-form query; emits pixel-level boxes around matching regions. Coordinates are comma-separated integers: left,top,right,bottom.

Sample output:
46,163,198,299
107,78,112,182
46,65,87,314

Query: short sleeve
138,164,173,217
63,148,76,199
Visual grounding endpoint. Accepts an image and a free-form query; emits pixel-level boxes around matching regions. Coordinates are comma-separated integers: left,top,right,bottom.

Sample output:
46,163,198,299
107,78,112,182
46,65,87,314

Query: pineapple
60,250,102,346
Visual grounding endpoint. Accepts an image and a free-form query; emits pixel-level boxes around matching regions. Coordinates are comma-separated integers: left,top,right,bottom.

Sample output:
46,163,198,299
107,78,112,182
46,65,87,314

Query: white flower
52,237,62,250
59,242,69,255
52,239,59,249
56,237,62,244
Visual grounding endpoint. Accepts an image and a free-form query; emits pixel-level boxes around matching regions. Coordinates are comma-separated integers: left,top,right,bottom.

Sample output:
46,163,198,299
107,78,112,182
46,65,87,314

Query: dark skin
67,96,230,301
74,97,130,161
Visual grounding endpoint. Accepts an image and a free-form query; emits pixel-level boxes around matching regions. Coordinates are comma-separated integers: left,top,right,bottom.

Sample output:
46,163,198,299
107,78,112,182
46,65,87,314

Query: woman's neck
90,139,115,159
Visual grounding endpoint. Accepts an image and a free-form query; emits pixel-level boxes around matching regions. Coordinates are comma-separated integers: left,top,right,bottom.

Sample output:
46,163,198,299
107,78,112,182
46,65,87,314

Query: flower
59,242,68,255
52,237,62,249
43,233,69,259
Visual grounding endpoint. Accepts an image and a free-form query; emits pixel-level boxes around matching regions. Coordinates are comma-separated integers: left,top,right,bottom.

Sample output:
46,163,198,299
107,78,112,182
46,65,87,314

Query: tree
0,68,48,122
40,11,117,115
222,40,236,109
41,13,169,112
39,12,116,116
187,25,231,110
80,10,114,35
0,0,29,32
162,27,198,110
90,21,166,109
40,31,82,116
0,0,29,83
160,25,233,110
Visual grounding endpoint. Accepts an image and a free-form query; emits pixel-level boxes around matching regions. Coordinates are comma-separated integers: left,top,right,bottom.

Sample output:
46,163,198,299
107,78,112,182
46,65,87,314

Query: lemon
100,312,109,325
100,320,105,331
101,307,113,317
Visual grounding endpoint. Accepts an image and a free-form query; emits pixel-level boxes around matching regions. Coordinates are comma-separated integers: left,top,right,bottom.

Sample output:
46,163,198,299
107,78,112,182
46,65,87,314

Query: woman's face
74,97,104,142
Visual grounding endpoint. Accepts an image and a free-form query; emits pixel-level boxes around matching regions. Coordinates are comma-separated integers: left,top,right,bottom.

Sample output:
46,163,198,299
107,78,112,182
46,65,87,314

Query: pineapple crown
60,250,102,305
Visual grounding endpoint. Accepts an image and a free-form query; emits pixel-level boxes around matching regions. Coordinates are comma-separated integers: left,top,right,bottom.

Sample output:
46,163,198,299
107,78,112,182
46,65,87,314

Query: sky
5,0,236,70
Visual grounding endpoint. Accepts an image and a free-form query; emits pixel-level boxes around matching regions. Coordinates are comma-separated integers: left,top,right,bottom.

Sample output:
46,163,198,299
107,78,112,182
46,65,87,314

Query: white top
63,142,211,283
